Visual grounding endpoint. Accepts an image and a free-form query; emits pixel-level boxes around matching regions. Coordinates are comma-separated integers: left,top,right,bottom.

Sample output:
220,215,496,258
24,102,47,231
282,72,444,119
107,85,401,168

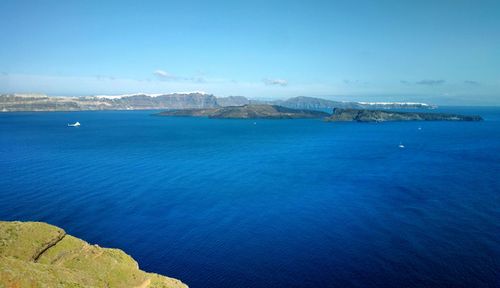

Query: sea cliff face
0,93,218,112
253,96,435,111
157,104,330,119
326,108,483,122
0,221,187,288
0,93,435,112
215,96,250,107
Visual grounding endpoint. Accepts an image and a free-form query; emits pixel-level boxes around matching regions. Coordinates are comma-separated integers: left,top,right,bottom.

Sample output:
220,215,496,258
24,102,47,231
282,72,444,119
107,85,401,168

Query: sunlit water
0,107,498,288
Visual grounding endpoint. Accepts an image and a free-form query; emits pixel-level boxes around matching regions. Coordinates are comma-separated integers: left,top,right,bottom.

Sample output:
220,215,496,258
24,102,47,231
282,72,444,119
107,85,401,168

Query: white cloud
153,69,176,80
263,78,288,86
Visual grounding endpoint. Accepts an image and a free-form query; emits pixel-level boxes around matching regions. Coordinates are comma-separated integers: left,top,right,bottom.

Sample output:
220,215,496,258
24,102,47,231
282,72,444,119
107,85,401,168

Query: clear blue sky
0,0,499,104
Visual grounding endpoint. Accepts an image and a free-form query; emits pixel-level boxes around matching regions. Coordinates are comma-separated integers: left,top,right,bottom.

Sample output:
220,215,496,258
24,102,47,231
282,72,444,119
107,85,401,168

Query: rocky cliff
253,96,435,110
0,221,187,288
0,93,435,112
157,104,330,119
215,96,250,107
0,93,218,112
326,108,482,122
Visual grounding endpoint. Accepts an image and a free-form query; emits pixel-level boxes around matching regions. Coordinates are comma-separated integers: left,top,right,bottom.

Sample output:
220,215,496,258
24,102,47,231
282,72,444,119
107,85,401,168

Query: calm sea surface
0,107,499,288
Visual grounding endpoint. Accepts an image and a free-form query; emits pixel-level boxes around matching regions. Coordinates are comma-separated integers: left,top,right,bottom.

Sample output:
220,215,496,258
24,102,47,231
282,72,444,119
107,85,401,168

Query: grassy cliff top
0,221,187,288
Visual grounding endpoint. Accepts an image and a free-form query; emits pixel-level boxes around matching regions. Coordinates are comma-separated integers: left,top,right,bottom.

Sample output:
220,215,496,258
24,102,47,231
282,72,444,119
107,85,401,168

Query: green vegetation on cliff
0,221,187,288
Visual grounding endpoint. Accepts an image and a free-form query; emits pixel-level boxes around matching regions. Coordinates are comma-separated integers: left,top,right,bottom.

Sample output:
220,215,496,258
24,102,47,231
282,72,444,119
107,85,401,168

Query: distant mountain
326,108,482,122
0,92,218,112
157,104,330,119
215,96,250,107
112,93,218,109
254,96,435,111
0,93,435,112
353,101,436,109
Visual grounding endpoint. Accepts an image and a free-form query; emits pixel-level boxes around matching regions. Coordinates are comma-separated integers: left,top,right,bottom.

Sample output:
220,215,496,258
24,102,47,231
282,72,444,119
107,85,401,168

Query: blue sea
0,107,499,288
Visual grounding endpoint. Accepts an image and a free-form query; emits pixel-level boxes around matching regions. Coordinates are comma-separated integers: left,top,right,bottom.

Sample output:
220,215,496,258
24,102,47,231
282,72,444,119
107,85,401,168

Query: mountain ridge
0,93,435,112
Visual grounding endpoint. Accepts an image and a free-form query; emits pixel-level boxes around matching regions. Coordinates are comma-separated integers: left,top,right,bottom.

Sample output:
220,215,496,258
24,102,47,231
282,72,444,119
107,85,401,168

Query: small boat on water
398,143,405,148
68,121,81,127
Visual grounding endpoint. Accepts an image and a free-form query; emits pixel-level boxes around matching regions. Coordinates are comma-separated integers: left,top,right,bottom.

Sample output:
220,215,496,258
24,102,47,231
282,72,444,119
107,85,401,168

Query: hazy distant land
0,93,435,112
1,92,483,122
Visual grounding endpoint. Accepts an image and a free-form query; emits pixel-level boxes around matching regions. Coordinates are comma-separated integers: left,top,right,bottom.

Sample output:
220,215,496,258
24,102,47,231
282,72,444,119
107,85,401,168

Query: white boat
68,121,81,127
398,143,405,148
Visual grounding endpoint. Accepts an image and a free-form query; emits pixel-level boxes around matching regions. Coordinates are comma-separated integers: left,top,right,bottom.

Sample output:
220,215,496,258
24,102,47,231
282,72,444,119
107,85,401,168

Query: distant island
326,108,483,122
157,104,482,122
0,221,187,288
0,93,482,121
157,104,330,119
0,93,435,112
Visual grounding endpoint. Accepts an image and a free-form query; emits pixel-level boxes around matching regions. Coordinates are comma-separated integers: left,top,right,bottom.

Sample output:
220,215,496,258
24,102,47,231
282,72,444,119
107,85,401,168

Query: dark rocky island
158,105,483,122
326,108,483,122
157,104,330,119
0,221,187,288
